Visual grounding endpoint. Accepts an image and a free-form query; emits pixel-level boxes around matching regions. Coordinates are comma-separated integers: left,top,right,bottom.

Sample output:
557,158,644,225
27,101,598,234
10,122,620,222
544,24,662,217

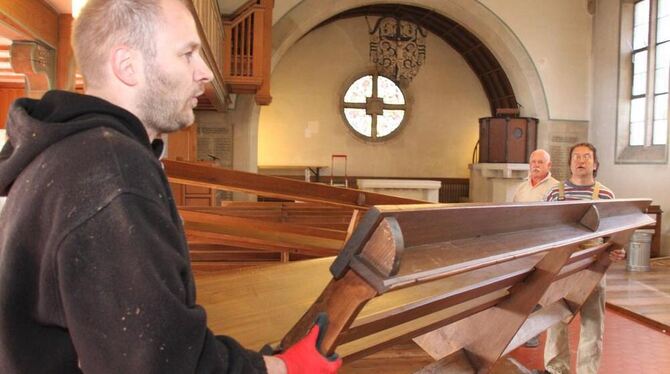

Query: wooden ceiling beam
0,0,59,48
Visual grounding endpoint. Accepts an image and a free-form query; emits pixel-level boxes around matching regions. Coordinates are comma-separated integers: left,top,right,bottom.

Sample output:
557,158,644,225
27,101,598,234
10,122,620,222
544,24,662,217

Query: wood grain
194,199,653,372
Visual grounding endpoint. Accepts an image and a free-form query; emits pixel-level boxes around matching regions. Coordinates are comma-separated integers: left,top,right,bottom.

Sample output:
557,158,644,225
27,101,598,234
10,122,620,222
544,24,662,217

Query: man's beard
137,64,195,136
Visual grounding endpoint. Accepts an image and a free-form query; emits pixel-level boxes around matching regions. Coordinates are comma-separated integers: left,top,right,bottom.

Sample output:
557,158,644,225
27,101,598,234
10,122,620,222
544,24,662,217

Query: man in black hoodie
0,0,341,373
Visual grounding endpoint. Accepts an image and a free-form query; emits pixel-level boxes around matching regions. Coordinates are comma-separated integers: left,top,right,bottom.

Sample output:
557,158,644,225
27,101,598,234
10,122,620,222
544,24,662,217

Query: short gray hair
530,149,551,163
72,0,168,88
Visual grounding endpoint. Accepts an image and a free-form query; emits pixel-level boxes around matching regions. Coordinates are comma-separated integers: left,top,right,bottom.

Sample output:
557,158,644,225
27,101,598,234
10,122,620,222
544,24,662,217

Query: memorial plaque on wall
197,122,233,202
479,117,538,163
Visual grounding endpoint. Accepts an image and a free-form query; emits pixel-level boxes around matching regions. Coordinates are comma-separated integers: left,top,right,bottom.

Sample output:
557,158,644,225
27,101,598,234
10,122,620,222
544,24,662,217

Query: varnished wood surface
189,0,228,111
184,203,355,231
606,257,670,331
0,86,24,126
338,199,652,292
194,199,653,370
182,203,356,268
414,244,576,367
181,209,346,254
56,14,75,91
194,251,669,352
164,159,427,208
195,255,542,355
193,247,668,372
343,308,670,374
341,341,434,374
0,0,58,47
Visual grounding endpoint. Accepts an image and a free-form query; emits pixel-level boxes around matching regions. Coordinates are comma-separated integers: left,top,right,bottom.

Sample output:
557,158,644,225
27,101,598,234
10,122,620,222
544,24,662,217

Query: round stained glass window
342,73,407,141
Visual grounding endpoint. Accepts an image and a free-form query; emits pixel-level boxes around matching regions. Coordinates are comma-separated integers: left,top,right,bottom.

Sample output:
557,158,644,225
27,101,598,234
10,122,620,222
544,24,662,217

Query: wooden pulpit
479,116,538,163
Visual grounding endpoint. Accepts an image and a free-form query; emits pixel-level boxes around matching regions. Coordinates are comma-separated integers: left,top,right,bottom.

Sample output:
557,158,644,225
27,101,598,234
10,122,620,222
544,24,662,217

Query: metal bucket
627,229,654,272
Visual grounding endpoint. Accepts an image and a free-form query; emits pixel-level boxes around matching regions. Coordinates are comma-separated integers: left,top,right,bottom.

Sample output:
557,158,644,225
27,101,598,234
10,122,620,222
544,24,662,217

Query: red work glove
276,313,342,374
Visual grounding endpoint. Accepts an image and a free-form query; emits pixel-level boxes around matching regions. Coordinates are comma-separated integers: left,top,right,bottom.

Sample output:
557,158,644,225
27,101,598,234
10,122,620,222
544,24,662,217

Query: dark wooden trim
0,0,58,48
605,303,670,333
263,174,470,203
164,160,428,209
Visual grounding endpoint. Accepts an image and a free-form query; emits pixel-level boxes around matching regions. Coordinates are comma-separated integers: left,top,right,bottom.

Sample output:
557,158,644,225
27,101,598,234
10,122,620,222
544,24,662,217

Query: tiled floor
500,257,670,373
510,308,670,374
606,258,670,331
344,257,670,373
342,309,670,373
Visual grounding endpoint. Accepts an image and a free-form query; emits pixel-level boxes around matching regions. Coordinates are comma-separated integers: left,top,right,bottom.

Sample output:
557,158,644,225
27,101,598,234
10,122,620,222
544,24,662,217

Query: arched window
341,73,408,141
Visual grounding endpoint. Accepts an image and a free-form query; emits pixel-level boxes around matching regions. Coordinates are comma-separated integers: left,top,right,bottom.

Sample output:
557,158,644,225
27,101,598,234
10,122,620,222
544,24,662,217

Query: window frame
616,0,669,163
340,71,410,143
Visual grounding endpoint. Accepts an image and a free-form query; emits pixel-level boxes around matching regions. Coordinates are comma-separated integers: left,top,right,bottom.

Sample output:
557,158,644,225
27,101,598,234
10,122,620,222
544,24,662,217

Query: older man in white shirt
511,148,558,348
512,149,558,203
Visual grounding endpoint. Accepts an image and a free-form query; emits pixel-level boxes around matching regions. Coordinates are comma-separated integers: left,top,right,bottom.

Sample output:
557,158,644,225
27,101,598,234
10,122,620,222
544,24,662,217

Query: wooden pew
179,203,359,271
163,160,427,269
163,159,427,209
188,202,356,230
195,199,654,372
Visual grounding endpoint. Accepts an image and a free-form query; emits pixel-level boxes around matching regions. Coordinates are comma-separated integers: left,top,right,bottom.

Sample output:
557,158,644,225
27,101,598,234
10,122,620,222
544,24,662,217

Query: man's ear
111,46,141,86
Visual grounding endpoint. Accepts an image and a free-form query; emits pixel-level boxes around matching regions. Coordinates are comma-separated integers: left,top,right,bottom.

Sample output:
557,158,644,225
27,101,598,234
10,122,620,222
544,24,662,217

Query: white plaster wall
262,0,592,171
270,0,549,122
479,0,592,121
258,17,489,178
227,94,260,201
592,0,670,256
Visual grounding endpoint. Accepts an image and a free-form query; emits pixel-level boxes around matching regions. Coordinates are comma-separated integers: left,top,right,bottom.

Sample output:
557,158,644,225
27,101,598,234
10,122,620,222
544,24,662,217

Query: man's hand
275,314,342,374
609,248,626,262
263,356,288,374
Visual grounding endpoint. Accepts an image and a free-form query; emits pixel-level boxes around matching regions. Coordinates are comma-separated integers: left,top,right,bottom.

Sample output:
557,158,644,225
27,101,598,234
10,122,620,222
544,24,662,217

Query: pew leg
414,244,577,372
280,269,377,355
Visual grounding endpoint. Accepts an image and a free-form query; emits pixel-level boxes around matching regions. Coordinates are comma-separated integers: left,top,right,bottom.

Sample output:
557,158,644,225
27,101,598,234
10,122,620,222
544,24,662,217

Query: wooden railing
192,0,225,73
189,0,229,111
225,4,261,79
223,0,273,105
163,160,427,209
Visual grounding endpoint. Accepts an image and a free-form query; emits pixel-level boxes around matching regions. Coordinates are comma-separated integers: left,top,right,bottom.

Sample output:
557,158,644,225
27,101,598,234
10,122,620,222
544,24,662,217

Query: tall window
630,0,669,146
341,73,408,141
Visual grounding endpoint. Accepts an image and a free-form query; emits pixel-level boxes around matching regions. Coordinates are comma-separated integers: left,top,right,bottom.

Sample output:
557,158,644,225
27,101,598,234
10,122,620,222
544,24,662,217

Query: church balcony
222,0,273,105
189,0,231,112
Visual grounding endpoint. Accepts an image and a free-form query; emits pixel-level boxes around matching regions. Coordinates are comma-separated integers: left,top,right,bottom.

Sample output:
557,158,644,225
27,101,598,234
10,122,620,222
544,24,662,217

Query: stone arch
235,0,550,174
271,0,548,119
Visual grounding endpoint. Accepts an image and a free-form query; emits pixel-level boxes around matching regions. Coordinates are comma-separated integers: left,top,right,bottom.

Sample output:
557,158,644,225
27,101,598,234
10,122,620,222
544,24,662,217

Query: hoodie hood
0,90,160,196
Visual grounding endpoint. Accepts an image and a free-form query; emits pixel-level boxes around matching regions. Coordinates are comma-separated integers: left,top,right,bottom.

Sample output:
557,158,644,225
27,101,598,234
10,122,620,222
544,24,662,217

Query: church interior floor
342,309,670,373
342,257,670,373
606,257,670,331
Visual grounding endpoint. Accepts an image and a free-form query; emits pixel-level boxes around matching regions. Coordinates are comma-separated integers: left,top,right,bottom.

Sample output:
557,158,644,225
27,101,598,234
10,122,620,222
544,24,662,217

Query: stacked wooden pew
182,203,352,271
163,160,428,271
195,199,653,373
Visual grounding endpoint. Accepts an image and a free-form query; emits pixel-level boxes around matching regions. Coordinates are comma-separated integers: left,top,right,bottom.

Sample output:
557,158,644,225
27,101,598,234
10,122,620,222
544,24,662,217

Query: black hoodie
0,91,266,373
